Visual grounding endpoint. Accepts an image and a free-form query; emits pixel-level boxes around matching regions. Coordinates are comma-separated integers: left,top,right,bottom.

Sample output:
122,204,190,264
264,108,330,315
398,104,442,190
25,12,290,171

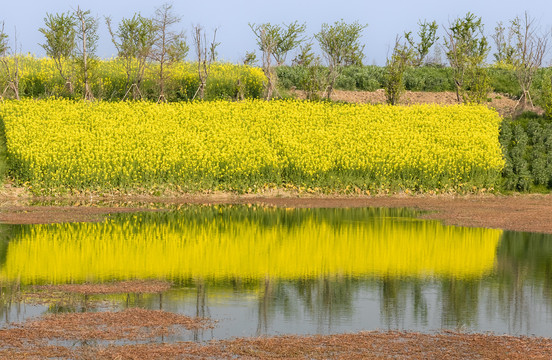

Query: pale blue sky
2,0,551,65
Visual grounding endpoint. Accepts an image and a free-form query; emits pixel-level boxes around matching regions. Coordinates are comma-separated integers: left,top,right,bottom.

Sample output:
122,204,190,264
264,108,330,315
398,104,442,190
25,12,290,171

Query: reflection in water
0,207,500,283
0,206,550,338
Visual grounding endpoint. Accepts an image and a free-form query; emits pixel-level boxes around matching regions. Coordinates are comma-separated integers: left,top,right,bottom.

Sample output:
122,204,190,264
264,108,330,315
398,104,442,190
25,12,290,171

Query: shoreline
0,191,551,234
2,328,550,359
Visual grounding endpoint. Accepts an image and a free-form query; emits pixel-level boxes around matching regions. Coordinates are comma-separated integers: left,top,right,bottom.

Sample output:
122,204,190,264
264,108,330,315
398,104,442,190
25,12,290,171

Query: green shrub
488,67,519,97
500,112,552,191
403,66,454,92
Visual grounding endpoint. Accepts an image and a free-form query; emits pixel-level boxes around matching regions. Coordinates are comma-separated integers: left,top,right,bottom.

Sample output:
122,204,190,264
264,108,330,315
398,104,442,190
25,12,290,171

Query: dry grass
2,308,213,342
19,280,173,310
36,280,172,295
1,330,551,359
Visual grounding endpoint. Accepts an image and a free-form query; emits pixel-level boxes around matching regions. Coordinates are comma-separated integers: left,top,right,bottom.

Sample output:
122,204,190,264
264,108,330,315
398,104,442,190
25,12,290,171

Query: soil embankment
292,89,540,118
0,193,551,234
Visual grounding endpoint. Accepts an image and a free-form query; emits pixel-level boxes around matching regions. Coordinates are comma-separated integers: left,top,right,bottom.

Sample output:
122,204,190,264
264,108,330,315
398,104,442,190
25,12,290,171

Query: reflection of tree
193,279,208,341
256,277,272,336
412,281,428,326
488,231,552,333
380,277,405,329
495,231,552,295
380,278,428,329
438,279,480,329
253,276,360,335
294,276,357,332
255,277,297,335
0,280,20,323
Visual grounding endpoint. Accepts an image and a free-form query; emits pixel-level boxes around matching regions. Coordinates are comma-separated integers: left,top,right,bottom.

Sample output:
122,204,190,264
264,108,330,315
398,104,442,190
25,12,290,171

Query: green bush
488,67,520,97
277,64,542,97
500,112,552,191
403,66,454,92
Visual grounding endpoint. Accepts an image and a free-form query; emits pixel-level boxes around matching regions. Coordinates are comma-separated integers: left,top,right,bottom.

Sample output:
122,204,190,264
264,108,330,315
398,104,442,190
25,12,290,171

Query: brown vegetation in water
0,308,214,358
37,280,172,295
1,329,551,359
20,280,173,308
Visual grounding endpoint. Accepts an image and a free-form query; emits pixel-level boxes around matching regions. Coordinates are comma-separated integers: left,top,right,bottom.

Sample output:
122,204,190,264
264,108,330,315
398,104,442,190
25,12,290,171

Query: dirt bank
292,89,542,118
0,193,551,234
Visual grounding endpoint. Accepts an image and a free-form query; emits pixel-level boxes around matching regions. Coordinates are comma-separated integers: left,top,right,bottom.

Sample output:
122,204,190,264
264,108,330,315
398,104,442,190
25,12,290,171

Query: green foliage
243,51,257,66
292,42,326,100
278,65,454,92
250,22,306,66
338,66,384,91
500,112,552,191
500,121,531,191
38,12,76,88
444,13,491,103
315,20,367,67
272,64,552,99
403,66,454,92
539,71,552,118
249,21,305,99
274,22,306,66
405,20,439,67
462,65,492,104
315,20,367,98
106,14,156,99
487,66,520,97
385,37,413,105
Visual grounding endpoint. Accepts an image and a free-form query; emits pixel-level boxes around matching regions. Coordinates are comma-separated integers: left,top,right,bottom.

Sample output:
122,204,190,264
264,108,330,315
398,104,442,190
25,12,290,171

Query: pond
0,205,550,341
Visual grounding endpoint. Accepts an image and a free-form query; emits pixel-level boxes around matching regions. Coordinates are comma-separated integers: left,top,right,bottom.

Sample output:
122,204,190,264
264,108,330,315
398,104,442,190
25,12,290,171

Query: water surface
0,206,550,340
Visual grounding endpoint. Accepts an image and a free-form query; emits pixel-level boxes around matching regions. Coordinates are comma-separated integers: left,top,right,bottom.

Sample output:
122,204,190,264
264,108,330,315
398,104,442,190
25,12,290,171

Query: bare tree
0,23,20,100
510,12,548,110
39,12,77,94
492,21,515,67
107,14,156,100
192,25,219,100
74,6,98,101
150,3,188,102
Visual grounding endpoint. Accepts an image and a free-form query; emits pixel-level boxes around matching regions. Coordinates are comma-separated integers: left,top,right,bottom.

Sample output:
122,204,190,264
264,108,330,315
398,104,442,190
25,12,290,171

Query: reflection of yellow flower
0,99,504,191
0,209,502,283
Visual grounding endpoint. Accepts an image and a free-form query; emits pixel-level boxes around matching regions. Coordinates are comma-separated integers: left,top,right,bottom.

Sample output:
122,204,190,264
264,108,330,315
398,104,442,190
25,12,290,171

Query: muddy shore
0,192,551,234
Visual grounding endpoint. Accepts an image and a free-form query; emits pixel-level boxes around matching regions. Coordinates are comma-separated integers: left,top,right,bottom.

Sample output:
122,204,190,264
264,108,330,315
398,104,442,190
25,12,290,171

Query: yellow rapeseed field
6,56,264,100
0,99,504,192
